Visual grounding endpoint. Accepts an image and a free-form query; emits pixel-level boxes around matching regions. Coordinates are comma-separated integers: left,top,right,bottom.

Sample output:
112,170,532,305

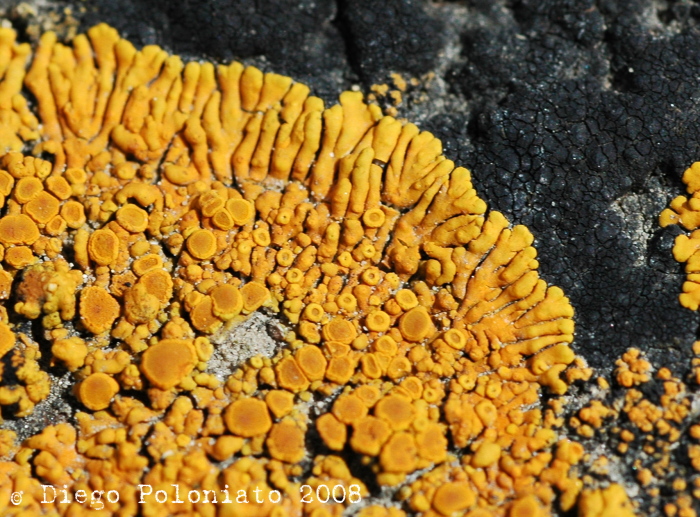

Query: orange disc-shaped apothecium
5,246,36,268
223,397,272,437
132,254,162,276
401,377,423,399
366,310,392,332
13,177,42,203
362,208,385,228
374,394,415,431
210,284,243,320
60,200,86,229
316,413,347,451
275,356,310,393
227,198,255,225
398,307,434,342
432,482,476,515
322,318,357,345
140,339,197,390
190,296,222,334
266,421,306,463
302,303,324,322
0,214,39,244
394,289,419,311
265,390,294,419
373,335,398,356
186,229,217,260
25,191,60,224
350,416,392,456
332,394,368,425
336,293,358,313
116,203,149,233
379,432,418,473
240,281,269,312
355,385,381,408
138,269,173,304
212,209,234,230
80,286,120,334
294,345,327,381
45,176,72,200
443,328,468,350
78,372,120,410
416,423,448,463
88,228,120,266
325,355,356,384
45,215,66,236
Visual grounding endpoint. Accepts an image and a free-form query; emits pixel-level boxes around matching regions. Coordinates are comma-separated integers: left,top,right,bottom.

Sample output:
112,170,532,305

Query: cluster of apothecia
0,23,624,517
660,161,700,311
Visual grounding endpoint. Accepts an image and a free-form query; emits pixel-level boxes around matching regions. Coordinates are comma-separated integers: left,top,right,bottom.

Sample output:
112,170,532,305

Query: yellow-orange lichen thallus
0,23,594,517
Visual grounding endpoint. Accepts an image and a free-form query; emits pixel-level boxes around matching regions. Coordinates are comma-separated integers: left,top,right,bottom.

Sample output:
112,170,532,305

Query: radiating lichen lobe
0,22,606,517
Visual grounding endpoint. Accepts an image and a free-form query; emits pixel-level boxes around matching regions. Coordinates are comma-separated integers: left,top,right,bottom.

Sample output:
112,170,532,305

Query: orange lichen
0,23,590,517
578,484,636,517
0,321,16,358
87,228,119,266
398,306,434,342
661,161,700,309
275,356,310,393
432,481,476,515
317,413,347,451
140,339,197,389
295,344,328,381
25,191,60,223
115,203,149,233
5,246,36,268
45,175,72,200
51,337,88,371
265,389,294,418
323,318,357,345
138,269,173,304
266,420,306,463
241,281,270,312
13,176,42,203
379,431,418,473
186,228,217,260
0,214,39,244
224,397,272,437
615,348,651,387
210,283,243,320
189,296,222,334
374,393,415,431
333,393,368,424
60,200,86,228
123,283,159,324
351,416,392,456
77,372,120,410
228,198,255,225
79,286,120,334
